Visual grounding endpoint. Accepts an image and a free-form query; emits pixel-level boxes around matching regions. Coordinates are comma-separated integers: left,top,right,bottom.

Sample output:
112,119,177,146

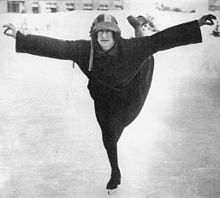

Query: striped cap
90,14,121,36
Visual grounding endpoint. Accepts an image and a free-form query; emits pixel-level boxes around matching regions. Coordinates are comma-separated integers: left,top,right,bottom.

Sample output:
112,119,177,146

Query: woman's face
97,30,115,51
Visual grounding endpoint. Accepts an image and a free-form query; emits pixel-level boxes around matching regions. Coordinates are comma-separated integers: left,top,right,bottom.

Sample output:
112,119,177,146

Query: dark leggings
94,56,154,172
94,100,124,171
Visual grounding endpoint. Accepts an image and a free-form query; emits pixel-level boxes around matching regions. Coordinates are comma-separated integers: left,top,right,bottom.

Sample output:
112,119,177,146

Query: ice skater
3,13,216,193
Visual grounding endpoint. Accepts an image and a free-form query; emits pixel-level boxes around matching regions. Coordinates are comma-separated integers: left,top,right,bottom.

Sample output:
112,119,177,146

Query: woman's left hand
198,14,217,26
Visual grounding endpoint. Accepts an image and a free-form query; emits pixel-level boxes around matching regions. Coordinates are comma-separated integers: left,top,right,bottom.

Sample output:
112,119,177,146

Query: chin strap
88,40,94,71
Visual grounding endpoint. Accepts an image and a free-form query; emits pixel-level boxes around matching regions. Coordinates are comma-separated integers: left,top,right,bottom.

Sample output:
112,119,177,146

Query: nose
102,31,107,38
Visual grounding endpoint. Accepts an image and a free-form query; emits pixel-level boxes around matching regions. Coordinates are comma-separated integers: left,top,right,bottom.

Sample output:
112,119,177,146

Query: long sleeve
139,20,202,55
15,31,90,64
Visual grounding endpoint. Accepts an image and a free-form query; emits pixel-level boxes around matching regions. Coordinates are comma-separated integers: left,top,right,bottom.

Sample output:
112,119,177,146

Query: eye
97,31,103,36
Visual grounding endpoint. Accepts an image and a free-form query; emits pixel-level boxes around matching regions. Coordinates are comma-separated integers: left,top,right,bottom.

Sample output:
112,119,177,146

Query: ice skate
127,15,147,37
107,187,119,195
127,15,148,28
127,15,158,37
106,169,121,194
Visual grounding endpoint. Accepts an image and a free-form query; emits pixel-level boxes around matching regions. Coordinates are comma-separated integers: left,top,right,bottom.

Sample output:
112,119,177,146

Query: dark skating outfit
15,14,202,190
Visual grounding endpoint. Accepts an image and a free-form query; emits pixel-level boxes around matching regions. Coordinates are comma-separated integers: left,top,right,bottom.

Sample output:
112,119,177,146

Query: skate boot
127,15,148,37
127,15,148,29
106,169,121,194
127,15,158,37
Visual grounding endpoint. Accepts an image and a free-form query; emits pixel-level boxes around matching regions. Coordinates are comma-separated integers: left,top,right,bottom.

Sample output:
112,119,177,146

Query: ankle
135,28,146,37
111,168,120,176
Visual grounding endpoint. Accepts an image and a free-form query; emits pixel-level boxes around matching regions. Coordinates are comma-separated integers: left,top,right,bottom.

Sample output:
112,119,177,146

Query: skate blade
107,187,119,195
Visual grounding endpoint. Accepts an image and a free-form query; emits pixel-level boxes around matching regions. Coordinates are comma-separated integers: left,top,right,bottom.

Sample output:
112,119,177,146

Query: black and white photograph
0,0,220,197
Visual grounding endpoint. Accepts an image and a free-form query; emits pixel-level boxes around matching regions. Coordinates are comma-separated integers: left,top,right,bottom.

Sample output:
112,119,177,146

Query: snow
0,1,220,198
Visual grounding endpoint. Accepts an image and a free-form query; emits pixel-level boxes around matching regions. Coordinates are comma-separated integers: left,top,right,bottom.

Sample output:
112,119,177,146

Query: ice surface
0,1,220,197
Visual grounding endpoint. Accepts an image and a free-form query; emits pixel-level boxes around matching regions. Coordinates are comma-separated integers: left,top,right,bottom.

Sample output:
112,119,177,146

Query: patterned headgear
90,14,121,36
89,14,121,71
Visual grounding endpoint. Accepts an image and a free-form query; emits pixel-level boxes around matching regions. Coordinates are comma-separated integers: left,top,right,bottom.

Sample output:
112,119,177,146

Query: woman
3,13,216,192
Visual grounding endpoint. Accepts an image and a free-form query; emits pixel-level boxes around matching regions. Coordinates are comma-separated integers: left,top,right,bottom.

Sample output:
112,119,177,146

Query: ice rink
0,1,220,197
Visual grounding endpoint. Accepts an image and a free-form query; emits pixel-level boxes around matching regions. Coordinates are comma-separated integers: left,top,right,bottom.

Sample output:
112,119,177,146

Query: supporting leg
101,126,124,190
94,100,125,191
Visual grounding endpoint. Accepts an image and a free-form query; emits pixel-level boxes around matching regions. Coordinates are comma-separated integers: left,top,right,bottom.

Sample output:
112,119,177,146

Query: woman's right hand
3,23,17,38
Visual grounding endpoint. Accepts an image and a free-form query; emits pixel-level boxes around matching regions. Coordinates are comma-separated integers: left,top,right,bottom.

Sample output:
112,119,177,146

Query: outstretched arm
135,14,217,55
2,23,90,64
